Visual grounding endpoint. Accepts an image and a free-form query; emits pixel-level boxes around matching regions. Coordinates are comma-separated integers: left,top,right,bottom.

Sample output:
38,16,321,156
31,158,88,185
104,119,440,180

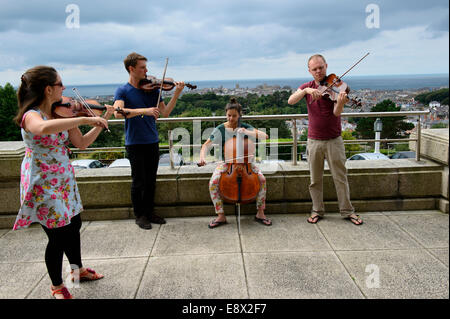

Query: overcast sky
0,0,448,86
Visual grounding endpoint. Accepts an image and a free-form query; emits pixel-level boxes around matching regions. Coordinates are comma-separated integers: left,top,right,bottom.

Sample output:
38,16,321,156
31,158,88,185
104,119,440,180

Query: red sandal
72,267,104,282
51,286,73,299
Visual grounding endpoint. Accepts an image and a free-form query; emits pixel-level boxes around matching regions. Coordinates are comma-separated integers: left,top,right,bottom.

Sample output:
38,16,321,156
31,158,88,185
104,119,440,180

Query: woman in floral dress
13,66,113,299
198,98,272,228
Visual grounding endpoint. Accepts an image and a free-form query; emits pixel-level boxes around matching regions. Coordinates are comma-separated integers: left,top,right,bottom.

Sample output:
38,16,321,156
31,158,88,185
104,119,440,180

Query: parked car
71,159,106,169
390,151,416,159
108,158,131,168
348,153,390,160
159,153,184,166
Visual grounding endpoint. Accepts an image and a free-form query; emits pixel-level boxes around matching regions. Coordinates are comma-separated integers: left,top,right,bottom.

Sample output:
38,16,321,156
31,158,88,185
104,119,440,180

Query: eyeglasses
51,82,64,87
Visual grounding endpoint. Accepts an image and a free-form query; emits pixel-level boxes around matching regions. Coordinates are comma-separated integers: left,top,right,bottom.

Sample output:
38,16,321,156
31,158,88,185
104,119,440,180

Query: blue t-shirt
114,83,163,146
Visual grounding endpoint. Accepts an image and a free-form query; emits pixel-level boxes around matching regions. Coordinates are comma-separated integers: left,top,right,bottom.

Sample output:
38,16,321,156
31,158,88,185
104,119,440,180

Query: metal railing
73,110,430,166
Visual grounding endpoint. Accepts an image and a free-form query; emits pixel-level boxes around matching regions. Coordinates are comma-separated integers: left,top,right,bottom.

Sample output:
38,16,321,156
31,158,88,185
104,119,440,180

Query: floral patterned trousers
209,163,266,214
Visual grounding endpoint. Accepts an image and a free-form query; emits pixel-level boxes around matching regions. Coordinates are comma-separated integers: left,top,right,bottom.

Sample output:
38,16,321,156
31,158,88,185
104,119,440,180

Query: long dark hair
225,97,242,116
14,66,58,126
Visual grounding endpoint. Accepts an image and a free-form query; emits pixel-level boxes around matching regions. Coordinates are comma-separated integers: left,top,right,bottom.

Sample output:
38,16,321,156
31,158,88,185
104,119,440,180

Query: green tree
341,130,362,158
415,88,449,105
355,99,414,143
0,83,21,141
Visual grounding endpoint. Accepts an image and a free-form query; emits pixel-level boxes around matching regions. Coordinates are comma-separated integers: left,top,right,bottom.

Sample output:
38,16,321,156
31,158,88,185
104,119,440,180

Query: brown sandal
307,214,322,224
346,214,363,226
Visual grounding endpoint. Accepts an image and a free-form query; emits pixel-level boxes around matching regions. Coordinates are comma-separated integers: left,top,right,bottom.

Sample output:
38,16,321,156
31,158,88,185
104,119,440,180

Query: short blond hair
308,54,326,67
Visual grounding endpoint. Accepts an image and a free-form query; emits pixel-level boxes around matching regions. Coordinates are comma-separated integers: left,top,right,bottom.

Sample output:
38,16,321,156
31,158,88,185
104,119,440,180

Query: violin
317,73,362,108
316,52,370,109
218,118,261,205
139,75,197,92
52,96,130,119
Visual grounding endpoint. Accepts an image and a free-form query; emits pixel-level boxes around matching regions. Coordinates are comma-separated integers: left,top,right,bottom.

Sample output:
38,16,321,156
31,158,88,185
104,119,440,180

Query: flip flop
208,219,227,229
254,217,272,226
346,214,363,226
307,214,322,224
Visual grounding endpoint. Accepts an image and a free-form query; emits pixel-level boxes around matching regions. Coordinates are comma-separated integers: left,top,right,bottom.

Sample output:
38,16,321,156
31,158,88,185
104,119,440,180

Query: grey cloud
0,0,447,74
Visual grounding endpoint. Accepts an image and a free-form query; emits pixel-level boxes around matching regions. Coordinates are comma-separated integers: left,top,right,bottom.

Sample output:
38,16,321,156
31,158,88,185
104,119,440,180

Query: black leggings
41,214,83,286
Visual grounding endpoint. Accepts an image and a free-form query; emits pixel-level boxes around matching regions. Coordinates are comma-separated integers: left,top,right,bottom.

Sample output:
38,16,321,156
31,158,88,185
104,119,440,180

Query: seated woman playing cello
198,98,272,228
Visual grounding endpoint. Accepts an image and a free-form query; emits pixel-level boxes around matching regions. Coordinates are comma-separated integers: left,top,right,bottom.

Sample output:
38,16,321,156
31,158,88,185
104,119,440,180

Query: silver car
348,152,390,160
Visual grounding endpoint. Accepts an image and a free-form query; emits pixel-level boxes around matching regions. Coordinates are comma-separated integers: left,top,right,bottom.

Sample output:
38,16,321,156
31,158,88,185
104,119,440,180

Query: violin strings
72,87,110,132
72,88,97,118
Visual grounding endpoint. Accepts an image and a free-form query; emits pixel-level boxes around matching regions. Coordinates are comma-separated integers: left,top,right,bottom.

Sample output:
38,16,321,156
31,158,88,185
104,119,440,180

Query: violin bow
157,57,169,109
72,87,111,132
335,52,370,84
141,57,169,118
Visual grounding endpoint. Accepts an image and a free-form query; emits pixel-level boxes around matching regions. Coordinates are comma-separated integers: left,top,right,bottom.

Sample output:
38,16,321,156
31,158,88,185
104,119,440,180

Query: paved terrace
0,209,448,299
0,128,448,300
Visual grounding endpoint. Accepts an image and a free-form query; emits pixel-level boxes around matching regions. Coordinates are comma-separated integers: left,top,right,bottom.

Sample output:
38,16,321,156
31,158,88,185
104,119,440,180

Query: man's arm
112,100,160,119
333,92,348,117
288,87,322,105
158,82,185,118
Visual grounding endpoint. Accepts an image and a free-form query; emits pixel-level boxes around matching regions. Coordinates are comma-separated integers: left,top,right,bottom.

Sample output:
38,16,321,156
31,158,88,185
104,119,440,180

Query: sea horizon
60,73,449,98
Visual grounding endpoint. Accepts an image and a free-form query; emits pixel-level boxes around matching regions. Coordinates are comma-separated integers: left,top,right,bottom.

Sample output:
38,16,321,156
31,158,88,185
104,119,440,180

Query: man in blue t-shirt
113,52,185,229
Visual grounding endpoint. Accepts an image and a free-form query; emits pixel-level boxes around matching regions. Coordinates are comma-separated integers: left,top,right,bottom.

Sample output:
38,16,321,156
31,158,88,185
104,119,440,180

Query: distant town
95,83,449,132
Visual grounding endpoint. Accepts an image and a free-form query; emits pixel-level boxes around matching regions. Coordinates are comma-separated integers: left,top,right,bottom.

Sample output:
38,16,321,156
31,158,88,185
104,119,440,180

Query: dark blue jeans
126,143,159,218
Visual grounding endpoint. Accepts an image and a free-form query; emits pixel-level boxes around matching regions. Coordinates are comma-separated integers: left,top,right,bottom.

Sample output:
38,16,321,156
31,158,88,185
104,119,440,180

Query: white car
71,159,106,169
348,153,390,160
108,158,131,168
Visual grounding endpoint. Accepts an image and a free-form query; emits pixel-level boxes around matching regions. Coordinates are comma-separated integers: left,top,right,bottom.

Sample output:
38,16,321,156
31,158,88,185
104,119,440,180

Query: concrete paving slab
336,250,449,299
27,258,148,299
0,225,48,263
136,254,248,299
429,248,449,267
244,251,364,299
381,210,444,215
80,219,159,259
239,214,332,253
387,213,449,248
0,262,47,298
317,214,421,251
151,217,241,256
0,229,8,237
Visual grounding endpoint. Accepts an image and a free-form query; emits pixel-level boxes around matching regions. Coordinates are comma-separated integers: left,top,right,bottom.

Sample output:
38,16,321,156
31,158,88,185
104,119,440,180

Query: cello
218,117,261,205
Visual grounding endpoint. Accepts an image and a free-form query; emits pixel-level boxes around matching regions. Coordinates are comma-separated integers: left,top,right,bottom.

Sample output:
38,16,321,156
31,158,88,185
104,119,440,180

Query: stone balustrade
1,129,448,228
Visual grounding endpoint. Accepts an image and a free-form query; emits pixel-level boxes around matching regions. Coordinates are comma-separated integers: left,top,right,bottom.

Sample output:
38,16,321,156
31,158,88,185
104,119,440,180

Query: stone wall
1,129,448,228
410,128,449,213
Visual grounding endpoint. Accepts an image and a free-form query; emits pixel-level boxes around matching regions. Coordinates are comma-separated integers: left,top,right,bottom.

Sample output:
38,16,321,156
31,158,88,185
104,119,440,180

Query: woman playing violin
198,98,272,228
13,66,114,299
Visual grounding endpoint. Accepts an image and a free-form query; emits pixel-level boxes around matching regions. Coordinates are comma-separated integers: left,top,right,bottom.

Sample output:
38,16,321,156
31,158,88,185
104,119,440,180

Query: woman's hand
198,156,206,167
85,116,109,130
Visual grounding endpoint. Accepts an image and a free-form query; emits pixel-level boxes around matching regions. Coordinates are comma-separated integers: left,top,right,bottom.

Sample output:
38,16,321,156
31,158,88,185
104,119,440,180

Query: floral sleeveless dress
13,109,83,230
